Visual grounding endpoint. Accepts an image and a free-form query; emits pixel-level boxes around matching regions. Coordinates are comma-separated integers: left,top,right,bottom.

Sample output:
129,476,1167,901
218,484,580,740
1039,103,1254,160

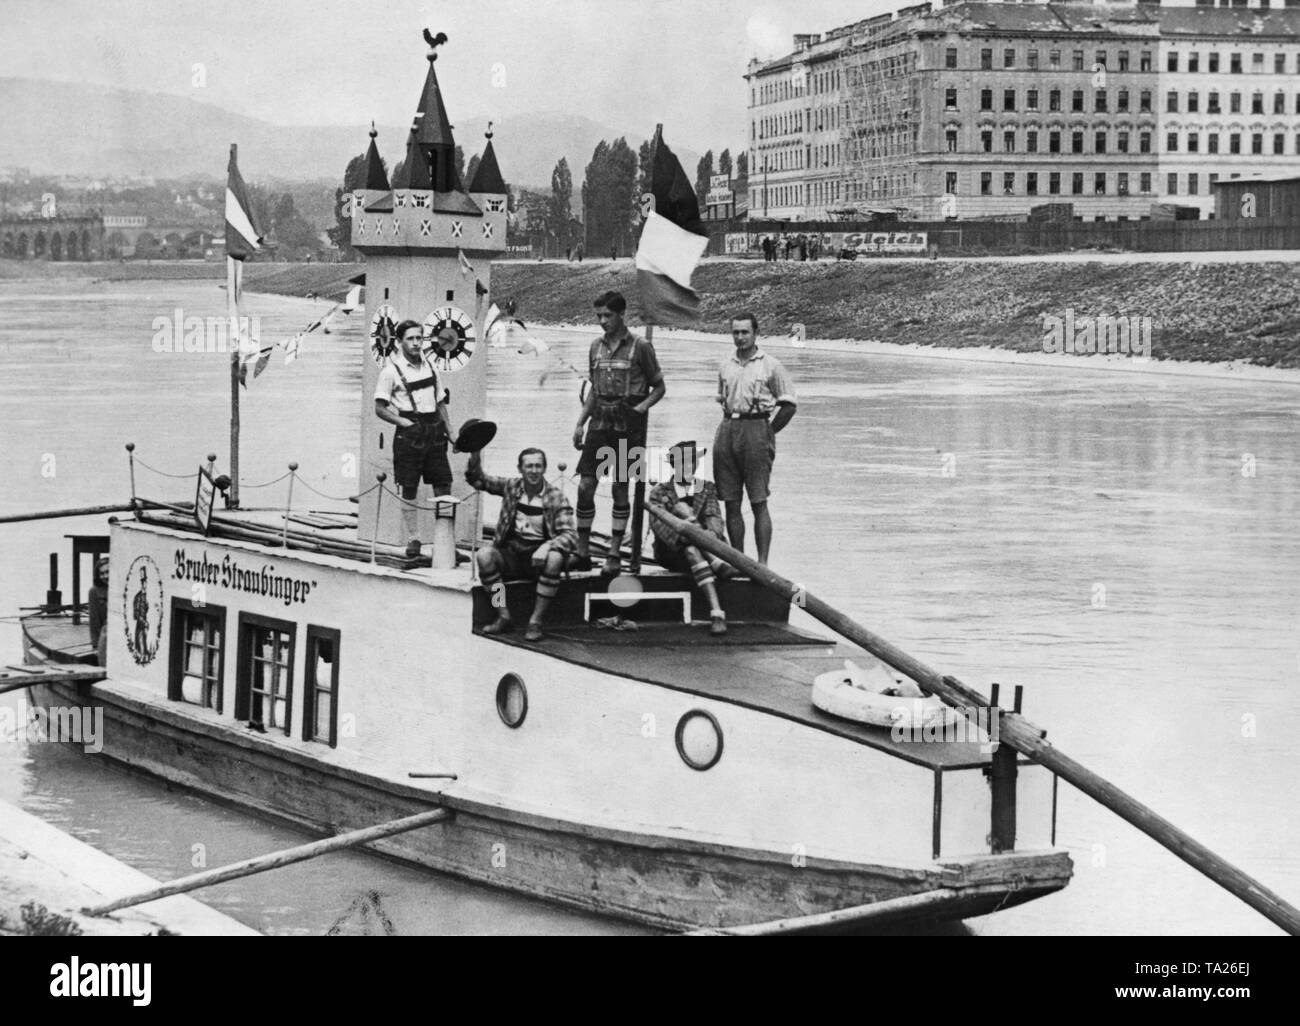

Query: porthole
675,710,723,771
496,673,527,728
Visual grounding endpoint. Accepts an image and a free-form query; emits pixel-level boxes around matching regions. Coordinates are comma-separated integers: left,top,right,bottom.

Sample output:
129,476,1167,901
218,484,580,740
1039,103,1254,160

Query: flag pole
227,144,241,510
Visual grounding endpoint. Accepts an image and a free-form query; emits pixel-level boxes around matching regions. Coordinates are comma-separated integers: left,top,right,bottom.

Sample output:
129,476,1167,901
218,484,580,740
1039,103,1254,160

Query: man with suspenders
374,320,457,559
571,291,666,576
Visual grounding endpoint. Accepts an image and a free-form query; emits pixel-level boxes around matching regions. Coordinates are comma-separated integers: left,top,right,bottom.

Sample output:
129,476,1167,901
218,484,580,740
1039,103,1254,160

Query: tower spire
362,121,390,191
469,122,507,195
414,30,458,192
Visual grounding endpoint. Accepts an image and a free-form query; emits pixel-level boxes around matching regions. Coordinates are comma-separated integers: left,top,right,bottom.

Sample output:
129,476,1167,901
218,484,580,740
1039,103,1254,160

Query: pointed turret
414,42,458,192
362,124,390,191
392,126,432,191
468,130,507,195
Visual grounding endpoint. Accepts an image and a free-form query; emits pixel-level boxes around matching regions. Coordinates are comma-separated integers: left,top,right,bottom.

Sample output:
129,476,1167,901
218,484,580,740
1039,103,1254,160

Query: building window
945,87,958,109
1275,91,1286,114
1276,54,1286,75
1208,132,1220,154
1071,131,1084,154
1208,90,1221,114
946,46,958,69
1072,172,1084,195
1003,130,1016,152
1139,90,1152,114
1140,172,1152,194
1168,52,1179,73
1230,53,1242,74
1118,88,1130,113
1096,50,1107,67
1072,49,1084,71
980,88,992,111
1252,133,1264,155
1049,49,1061,69
1188,132,1200,153
1027,130,1039,153
1049,88,1061,112
1096,89,1108,113
1251,92,1264,115
981,48,992,70
1140,50,1152,72
1252,52,1264,72
945,170,958,194
1027,88,1039,111
1167,173,1178,196
1095,173,1107,195
1166,91,1178,113
236,613,295,735
1049,130,1061,154
1188,91,1200,113
1049,172,1061,195
1095,131,1107,153
1139,131,1152,154
169,598,225,711
981,129,993,153
1117,131,1130,153
1028,49,1039,70
1027,172,1038,196
1118,50,1130,71
980,172,992,195
1004,89,1016,112
1275,133,1286,155
1072,89,1084,113
1296,92,1300,114
1004,48,1015,69
303,625,340,747
1189,52,1199,73
1188,173,1199,196
1004,172,1015,195
946,129,958,152
1118,172,1130,197
1229,132,1241,154
1209,52,1220,73
1166,132,1178,152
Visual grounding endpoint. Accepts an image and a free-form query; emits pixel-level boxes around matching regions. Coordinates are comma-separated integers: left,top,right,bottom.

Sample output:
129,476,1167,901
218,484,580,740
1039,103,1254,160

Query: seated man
647,440,732,637
466,447,577,643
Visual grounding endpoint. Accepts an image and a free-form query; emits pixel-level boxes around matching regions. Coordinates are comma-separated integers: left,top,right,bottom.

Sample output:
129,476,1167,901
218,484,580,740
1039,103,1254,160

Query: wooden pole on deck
629,325,651,573
0,503,138,525
646,504,1300,936
227,191,242,510
82,807,450,917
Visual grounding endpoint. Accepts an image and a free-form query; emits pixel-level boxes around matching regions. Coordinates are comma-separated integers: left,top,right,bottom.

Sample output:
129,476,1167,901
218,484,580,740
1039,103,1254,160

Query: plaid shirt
465,463,578,553
648,479,726,550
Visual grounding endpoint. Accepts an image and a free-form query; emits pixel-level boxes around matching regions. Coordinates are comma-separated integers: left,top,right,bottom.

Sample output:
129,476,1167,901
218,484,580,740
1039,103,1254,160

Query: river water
1,277,1297,935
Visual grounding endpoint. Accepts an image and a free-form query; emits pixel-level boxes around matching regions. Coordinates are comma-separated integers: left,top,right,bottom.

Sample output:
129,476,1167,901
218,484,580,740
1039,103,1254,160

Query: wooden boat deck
20,614,100,665
487,621,992,771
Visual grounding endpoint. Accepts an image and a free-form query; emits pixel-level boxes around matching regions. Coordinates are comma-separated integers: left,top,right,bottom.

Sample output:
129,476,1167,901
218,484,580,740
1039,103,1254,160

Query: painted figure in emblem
132,565,151,659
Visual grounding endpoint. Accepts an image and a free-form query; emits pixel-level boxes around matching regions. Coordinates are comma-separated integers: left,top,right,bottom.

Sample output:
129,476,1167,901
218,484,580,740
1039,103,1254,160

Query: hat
667,440,705,462
454,418,498,454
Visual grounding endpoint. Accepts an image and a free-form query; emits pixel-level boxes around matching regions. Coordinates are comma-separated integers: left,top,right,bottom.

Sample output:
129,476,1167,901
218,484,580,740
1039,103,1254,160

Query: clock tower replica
351,33,508,548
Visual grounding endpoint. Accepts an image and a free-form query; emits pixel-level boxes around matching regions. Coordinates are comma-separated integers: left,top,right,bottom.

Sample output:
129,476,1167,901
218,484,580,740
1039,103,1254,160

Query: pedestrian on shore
712,313,797,565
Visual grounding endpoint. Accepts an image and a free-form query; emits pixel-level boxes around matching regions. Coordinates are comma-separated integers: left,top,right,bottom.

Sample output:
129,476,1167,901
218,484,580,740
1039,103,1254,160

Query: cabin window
303,626,340,747
236,613,295,735
675,710,724,771
168,598,226,712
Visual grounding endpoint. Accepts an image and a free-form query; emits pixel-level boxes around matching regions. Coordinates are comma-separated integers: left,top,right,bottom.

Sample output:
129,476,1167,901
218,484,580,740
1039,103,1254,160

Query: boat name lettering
173,548,316,606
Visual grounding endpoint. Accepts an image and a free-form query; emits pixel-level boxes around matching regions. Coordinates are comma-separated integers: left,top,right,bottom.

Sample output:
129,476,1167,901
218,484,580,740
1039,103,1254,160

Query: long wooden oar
82,807,450,917
0,502,142,524
687,889,960,936
647,505,1300,936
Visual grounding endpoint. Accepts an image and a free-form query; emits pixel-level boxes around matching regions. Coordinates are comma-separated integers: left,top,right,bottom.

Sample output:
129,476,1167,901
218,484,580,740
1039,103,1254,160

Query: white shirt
374,353,440,414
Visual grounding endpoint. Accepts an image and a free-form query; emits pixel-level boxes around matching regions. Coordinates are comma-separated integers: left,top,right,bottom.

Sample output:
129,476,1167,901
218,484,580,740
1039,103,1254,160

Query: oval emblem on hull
122,555,164,666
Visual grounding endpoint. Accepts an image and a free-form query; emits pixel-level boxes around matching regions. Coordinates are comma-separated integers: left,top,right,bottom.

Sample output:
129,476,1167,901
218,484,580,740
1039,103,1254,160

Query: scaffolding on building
836,18,925,219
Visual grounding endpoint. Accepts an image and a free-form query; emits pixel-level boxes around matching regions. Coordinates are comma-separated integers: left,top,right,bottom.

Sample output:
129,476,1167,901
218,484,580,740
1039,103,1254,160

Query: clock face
369,304,399,366
422,305,477,372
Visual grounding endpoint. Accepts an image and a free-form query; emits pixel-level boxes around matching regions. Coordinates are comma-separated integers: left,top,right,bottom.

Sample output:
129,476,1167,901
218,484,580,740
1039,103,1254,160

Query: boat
15,37,1073,934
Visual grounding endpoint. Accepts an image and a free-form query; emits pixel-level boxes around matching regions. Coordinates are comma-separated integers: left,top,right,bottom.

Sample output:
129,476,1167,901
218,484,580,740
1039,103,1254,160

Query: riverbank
7,256,1299,367
0,799,258,936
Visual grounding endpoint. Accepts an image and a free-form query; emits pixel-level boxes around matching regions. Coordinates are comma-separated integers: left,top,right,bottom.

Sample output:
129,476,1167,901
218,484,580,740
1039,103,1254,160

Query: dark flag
634,125,708,326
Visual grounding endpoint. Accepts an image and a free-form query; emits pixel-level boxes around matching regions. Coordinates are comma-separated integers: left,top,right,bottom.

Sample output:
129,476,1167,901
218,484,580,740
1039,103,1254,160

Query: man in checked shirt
712,313,797,565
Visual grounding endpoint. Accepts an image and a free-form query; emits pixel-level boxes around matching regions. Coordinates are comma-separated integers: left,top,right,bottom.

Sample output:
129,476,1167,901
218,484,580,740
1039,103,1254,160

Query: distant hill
0,79,699,191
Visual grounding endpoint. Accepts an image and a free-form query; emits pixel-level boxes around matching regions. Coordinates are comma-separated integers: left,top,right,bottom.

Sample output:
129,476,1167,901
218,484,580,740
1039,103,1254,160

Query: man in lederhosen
571,291,665,575
374,319,457,559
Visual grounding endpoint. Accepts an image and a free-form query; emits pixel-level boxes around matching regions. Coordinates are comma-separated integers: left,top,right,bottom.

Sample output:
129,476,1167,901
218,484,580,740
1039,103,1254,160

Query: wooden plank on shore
0,665,105,695
648,503,1300,937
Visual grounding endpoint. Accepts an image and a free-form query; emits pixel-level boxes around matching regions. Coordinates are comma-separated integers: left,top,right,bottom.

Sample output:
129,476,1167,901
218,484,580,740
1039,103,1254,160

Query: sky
3,0,901,154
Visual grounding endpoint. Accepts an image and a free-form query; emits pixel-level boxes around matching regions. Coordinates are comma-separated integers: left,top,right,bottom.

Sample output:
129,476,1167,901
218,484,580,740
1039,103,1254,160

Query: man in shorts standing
572,290,665,575
374,320,456,559
713,313,797,565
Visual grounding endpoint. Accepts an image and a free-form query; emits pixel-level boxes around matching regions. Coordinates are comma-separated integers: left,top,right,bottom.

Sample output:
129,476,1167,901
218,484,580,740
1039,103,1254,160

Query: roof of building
413,56,455,152
1209,174,1300,187
391,129,432,191
468,137,507,194
362,129,390,192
